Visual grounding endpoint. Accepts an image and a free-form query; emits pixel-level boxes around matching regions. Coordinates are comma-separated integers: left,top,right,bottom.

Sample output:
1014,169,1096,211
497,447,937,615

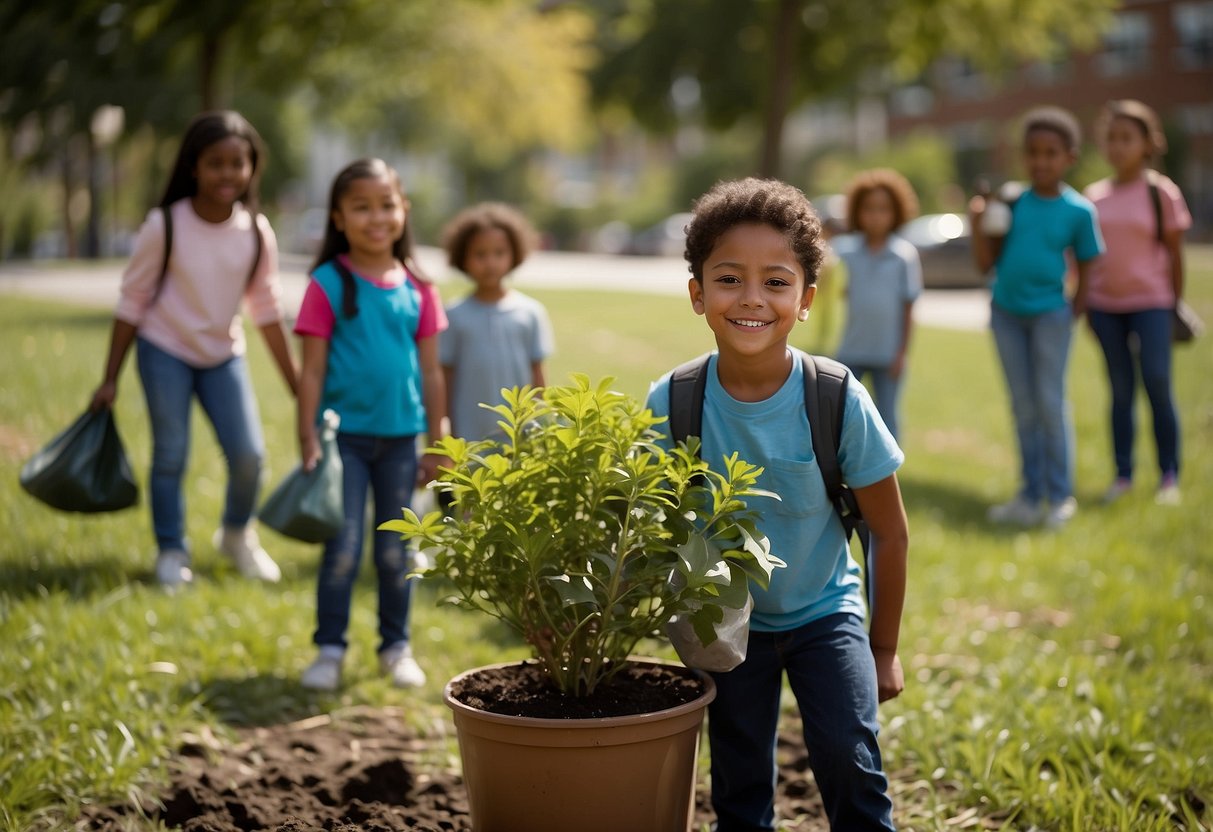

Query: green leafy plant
381,375,785,697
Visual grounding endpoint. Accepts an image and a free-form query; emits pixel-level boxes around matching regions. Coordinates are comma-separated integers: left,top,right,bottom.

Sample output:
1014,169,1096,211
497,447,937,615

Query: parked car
898,212,985,289
628,213,693,257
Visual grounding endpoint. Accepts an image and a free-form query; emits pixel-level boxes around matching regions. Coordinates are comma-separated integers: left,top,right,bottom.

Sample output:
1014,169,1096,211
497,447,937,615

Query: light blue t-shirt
646,349,903,631
994,185,1104,316
834,233,922,366
440,291,554,442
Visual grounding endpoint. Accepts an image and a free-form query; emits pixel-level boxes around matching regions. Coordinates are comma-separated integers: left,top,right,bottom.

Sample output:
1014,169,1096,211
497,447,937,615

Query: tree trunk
85,133,101,258
758,0,802,179
200,33,221,109
62,144,77,259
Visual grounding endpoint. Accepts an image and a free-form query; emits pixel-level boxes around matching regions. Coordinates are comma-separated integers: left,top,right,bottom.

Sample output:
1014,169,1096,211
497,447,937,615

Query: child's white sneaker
155,549,193,589
301,648,344,691
213,525,281,582
987,496,1041,526
1043,497,1078,530
380,643,426,689
1155,473,1181,506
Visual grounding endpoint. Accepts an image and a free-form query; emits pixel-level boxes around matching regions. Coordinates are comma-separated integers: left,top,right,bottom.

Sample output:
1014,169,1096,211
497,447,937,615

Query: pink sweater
115,199,284,367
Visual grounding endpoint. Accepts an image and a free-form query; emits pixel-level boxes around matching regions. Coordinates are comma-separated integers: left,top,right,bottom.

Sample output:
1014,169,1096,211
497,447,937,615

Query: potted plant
382,375,783,832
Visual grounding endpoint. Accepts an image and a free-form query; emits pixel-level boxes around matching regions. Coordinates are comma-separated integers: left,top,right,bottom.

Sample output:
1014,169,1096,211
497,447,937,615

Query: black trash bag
20,408,139,513
260,409,344,543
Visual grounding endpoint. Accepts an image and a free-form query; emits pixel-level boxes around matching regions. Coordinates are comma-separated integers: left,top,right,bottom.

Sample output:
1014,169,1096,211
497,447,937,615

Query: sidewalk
0,247,990,330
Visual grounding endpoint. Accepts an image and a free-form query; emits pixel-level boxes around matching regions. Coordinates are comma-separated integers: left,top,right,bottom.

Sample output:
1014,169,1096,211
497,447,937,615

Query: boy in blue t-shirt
646,178,909,831
969,107,1105,529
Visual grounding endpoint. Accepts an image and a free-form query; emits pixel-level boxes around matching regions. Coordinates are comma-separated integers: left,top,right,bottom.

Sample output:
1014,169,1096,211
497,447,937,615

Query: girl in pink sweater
90,111,298,588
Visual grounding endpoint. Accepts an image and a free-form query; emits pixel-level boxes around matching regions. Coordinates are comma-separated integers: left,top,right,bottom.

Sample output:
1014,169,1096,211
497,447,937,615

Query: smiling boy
646,178,909,831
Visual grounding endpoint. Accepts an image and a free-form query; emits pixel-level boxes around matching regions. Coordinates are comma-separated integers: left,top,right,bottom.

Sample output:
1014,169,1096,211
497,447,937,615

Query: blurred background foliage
0,0,1119,259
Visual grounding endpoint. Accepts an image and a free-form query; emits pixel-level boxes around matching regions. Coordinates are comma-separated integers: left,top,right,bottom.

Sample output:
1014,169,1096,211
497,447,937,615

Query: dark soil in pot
449,659,703,719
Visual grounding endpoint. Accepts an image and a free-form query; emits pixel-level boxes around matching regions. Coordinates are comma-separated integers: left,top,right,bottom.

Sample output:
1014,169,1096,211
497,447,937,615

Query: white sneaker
380,643,426,689
213,526,281,582
1156,474,1181,506
1043,497,1078,529
987,496,1041,526
301,650,344,691
155,549,193,589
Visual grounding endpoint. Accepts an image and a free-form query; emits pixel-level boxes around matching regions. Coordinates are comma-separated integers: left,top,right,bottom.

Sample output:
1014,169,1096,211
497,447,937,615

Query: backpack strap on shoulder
667,353,712,447
802,354,876,610
1145,170,1164,245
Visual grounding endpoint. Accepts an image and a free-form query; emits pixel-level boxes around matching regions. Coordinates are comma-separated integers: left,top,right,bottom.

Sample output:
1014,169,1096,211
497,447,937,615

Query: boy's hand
872,647,904,703
299,429,322,472
889,352,906,380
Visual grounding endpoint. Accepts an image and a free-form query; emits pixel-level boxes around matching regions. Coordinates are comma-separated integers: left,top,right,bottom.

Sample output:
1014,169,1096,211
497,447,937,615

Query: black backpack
667,352,875,609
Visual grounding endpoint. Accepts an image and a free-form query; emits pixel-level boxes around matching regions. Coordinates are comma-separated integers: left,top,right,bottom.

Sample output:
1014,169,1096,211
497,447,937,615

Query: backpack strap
802,354,876,611
1146,170,1164,245
667,352,712,446
153,206,263,301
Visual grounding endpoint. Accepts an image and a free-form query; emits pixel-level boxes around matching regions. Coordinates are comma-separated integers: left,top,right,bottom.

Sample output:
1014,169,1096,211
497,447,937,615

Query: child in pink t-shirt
1083,100,1192,505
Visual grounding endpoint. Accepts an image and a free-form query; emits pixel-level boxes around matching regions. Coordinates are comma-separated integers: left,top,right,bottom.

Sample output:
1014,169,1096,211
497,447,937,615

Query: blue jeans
136,338,265,554
1087,308,1179,481
989,303,1075,504
709,613,895,832
842,363,902,440
314,432,417,653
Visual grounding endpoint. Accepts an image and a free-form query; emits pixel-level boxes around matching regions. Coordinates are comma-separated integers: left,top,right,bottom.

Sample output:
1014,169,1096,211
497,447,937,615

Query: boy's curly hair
844,168,920,233
685,178,824,286
442,202,539,273
1022,106,1081,151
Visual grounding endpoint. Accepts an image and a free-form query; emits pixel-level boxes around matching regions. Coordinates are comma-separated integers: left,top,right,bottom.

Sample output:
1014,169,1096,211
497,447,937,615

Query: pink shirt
115,200,284,367
1084,174,1191,313
294,256,446,340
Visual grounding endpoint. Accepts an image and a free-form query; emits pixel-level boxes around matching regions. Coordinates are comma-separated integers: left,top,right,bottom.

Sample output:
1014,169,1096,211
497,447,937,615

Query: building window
1096,12,1152,76
1174,2,1213,69
889,84,935,118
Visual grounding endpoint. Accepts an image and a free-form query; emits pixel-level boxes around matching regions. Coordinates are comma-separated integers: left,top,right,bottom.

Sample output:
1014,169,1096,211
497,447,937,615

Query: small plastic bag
259,410,344,543
1173,300,1205,344
20,408,139,513
666,592,752,673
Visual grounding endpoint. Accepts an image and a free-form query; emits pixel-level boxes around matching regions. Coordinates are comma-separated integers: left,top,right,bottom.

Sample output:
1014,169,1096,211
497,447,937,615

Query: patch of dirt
80,705,832,832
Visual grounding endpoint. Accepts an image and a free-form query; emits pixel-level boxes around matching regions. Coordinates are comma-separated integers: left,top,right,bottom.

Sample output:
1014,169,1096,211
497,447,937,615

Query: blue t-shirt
994,185,1104,316
646,349,903,631
439,292,554,442
834,233,922,366
312,261,429,437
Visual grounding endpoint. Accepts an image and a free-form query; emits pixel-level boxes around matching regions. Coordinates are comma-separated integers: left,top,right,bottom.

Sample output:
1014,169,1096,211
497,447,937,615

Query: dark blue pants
1087,308,1179,480
314,432,417,653
709,613,895,831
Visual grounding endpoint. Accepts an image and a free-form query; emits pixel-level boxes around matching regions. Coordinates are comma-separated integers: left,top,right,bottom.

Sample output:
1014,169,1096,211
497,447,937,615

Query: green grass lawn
2,250,1211,831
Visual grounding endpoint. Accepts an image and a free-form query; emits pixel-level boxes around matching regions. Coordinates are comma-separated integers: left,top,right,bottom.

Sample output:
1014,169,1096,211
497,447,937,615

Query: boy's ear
798,285,818,320
688,277,706,315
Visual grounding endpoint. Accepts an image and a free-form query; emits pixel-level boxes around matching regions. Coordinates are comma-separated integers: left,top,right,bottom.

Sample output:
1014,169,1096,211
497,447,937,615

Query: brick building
883,0,1213,234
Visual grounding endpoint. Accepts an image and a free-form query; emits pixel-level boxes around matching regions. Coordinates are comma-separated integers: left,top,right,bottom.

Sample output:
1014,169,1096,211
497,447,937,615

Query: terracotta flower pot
444,660,716,832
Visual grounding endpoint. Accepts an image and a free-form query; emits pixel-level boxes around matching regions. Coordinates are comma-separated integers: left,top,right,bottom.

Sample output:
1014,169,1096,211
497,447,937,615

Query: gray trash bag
666,592,752,673
259,409,344,543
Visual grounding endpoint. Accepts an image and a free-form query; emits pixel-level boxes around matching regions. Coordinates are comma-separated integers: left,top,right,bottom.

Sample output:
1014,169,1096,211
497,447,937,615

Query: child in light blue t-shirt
439,203,554,446
970,106,1105,529
834,168,923,440
646,178,909,832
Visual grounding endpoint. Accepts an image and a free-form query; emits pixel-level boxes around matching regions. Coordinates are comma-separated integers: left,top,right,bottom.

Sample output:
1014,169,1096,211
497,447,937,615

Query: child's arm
531,361,547,389
297,335,328,471
891,299,914,379
259,321,300,396
1071,259,1093,319
90,319,139,410
854,472,909,703
1165,227,1185,304
417,335,450,484
967,196,1001,275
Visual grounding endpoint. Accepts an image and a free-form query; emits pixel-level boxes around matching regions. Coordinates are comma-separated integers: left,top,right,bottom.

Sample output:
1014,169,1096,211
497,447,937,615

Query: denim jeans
989,303,1075,504
1087,308,1179,480
136,338,265,554
314,432,417,653
842,363,903,441
709,613,895,832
